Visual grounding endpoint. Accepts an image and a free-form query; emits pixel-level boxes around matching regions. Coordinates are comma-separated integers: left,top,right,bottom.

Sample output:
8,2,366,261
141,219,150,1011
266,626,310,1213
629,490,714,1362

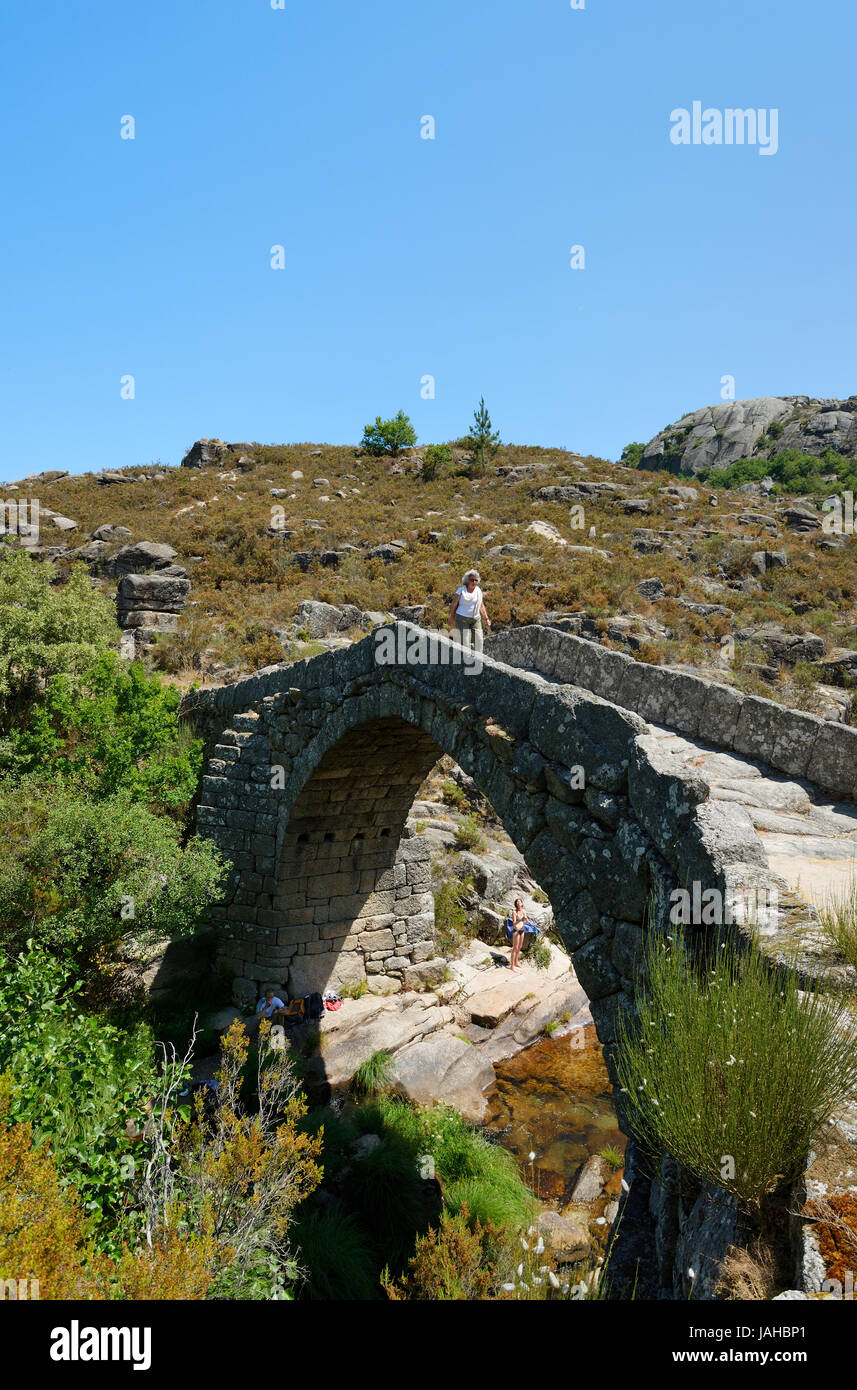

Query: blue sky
1,0,855,476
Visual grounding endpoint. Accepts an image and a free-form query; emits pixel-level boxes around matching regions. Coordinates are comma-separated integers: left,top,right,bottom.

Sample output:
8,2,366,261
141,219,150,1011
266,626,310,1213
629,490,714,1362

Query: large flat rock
392,1033,497,1122
307,996,453,1088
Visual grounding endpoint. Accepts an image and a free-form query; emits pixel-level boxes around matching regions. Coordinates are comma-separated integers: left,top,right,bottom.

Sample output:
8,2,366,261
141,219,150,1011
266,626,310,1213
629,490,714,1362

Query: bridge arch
183,623,766,1102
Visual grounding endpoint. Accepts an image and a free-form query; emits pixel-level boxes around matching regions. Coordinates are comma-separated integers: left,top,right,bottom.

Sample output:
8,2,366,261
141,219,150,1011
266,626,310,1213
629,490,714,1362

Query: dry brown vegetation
6,440,857,706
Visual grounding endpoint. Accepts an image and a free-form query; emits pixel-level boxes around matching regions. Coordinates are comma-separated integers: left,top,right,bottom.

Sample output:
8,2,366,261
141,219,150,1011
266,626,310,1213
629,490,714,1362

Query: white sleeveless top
455,585,482,618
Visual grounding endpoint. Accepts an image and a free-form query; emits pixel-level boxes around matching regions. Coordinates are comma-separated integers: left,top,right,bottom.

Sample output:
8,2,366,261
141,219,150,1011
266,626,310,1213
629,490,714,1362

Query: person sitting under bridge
257,988,287,1024
448,569,492,654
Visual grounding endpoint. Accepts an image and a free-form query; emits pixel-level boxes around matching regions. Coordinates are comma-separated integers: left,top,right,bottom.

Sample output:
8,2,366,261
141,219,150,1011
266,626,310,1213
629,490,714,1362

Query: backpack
305,992,324,1021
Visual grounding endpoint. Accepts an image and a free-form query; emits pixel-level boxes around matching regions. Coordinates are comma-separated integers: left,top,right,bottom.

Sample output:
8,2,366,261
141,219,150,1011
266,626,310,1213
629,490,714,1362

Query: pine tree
466,398,501,477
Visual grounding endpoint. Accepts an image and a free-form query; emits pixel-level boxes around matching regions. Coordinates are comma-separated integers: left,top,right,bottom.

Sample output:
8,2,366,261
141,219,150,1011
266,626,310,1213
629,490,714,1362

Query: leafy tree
0,780,228,962
1,651,203,817
466,398,501,477
0,945,159,1246
0,550,118,731
360,411,417,458
620,442,646,467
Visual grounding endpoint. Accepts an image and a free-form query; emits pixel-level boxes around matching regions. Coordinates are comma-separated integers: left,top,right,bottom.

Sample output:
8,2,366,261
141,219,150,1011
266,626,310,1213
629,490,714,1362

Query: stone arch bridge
182,622,802,1079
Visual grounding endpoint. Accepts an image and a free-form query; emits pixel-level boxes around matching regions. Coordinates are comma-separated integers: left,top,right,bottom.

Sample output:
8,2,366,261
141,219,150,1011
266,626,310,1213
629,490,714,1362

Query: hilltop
637,394,857,477
2,428,856,723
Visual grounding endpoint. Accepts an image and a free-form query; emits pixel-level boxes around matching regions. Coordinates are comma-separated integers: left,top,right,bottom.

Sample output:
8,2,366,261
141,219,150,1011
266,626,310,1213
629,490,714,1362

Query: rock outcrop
180,439,256,469
114,541,190,654
640,395,857,476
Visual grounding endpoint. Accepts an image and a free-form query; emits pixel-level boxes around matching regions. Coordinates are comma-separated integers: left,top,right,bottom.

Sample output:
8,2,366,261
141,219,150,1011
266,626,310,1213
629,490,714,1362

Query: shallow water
483,1024,626,1207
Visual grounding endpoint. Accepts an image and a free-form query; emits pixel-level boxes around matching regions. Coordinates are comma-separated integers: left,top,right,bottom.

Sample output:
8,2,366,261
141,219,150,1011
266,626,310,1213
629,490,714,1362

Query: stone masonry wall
486,624,857,801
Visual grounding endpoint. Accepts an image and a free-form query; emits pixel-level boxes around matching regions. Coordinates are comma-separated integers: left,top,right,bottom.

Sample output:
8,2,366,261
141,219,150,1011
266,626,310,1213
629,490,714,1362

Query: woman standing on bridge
448,569,491,655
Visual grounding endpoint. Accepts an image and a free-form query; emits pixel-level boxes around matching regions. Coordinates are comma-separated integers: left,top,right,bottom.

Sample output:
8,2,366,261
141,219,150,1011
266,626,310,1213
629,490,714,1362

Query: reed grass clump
615,930,857,1209
819,878,857,973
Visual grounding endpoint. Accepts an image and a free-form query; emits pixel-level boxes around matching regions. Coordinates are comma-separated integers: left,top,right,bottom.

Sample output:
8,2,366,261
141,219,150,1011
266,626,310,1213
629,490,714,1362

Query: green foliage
599,1144,624,1170
292,1208,379,1301
213,1249,296,1301
615,930,857,1208
420,444,453,481
339,978,369,1000
529,940,552,971
659,425,694,472
433,871,476,954
0,551,118,731
466,397,501,477
298,1107,358,1180
0,779,228,961
441,777,467,808
620,442,646,468
0,942,159,1247
700,447,857,497
383,1207,506,1300
352,1049,395,1099
360,411,417,458
1,652,203,817
456,811,486,852
819,877,857,973
341,1137,430,1267
292,1093,543,1298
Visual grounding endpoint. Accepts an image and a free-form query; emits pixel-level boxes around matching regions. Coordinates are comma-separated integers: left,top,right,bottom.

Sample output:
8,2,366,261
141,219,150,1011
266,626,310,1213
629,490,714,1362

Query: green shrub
1,652,203,817
529,940,552,971
0,551,118,734
456,812,485,852
0,780,228,962
441,777,467,808
383,1207,507,1300
360,411,417,458
433,872,475,954
0,942,159,1248
700,447,857,497
420,444,453,482
620,442,645,468
298,1107,358,1180
342,1139,429,1269
615,930,857,1208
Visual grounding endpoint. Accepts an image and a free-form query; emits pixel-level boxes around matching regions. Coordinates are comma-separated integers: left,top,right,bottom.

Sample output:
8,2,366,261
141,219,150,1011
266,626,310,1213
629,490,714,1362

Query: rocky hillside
2,427,857,723
639,395,857,476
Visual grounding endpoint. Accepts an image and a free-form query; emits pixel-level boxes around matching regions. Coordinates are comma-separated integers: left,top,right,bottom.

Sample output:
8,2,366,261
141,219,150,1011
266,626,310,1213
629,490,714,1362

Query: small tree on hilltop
360,411,417,458
466,398,501,478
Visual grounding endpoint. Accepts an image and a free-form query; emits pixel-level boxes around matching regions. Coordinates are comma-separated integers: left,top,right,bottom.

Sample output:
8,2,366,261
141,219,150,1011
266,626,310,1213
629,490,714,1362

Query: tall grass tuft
615,929,857,1209
292,1208,379,1301
819,877,857,973
352,1049,395,1099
